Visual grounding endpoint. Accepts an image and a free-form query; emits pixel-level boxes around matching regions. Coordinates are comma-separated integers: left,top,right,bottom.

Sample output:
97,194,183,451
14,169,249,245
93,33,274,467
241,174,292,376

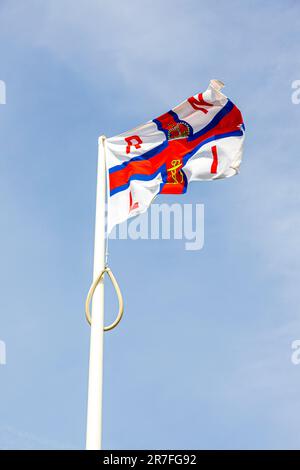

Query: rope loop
85,267,124,332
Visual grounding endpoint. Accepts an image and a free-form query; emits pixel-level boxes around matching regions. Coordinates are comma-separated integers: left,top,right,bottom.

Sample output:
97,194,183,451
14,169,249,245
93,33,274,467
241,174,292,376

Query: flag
105,79,245,233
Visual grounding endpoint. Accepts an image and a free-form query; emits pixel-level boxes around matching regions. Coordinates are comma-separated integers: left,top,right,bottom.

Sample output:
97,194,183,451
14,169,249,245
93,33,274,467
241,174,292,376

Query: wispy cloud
0,426,75,450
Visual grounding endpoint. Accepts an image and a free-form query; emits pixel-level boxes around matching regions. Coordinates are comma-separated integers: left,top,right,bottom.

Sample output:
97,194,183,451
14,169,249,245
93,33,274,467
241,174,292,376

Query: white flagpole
86,135,107,450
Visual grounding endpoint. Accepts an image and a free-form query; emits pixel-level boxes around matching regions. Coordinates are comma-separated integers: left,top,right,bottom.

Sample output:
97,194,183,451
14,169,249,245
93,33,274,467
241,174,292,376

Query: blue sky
0,0,300,449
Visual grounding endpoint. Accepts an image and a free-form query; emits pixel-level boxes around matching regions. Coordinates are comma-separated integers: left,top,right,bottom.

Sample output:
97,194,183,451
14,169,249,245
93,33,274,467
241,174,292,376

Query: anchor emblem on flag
167,159,184,184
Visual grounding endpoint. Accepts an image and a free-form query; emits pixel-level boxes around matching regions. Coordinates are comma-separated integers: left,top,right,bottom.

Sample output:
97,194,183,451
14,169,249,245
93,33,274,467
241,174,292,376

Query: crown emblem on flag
167,121,190,140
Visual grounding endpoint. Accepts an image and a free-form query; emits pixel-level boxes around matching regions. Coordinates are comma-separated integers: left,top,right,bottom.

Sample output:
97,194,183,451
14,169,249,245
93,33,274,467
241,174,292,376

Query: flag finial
210,79,225,91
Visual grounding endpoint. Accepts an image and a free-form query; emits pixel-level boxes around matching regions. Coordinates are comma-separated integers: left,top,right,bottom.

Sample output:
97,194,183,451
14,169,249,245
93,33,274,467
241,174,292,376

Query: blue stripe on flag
188,100,233,141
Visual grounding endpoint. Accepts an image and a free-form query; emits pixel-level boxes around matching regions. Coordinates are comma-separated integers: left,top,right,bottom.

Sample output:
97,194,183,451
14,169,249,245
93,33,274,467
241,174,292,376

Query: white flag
105,80,245,234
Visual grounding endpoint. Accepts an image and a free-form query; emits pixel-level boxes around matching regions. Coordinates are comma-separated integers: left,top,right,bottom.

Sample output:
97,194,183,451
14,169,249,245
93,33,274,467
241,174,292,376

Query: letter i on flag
85,79,245,450
105,79,245,233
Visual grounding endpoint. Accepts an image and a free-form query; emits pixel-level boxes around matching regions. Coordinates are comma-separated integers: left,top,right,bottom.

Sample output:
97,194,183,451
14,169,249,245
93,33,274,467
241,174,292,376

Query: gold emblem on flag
167,159,184,184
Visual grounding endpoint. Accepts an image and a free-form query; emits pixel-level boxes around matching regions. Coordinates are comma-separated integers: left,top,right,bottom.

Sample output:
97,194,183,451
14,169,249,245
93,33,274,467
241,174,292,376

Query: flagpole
86,135,107,450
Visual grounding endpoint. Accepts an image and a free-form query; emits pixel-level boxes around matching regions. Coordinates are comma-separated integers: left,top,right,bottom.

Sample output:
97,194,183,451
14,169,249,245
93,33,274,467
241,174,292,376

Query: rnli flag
106,79,245,233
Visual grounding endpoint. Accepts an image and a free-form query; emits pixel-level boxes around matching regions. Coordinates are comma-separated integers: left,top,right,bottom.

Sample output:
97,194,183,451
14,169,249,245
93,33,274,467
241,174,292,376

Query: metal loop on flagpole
85,267,124,332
